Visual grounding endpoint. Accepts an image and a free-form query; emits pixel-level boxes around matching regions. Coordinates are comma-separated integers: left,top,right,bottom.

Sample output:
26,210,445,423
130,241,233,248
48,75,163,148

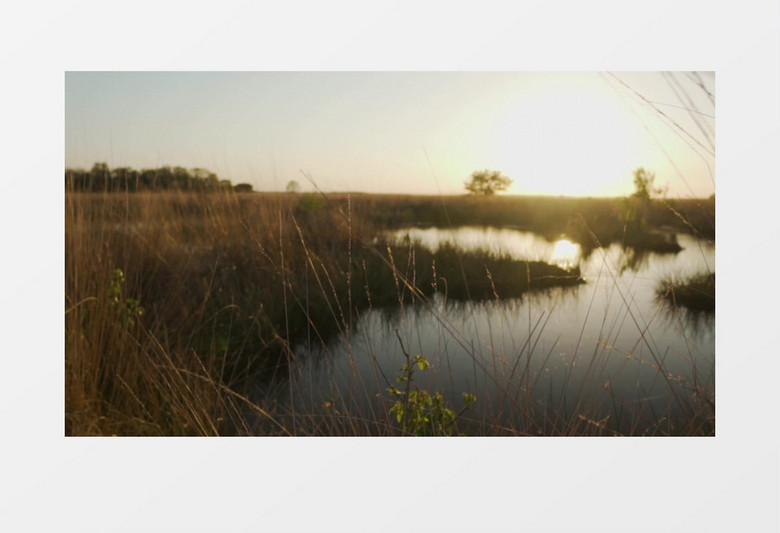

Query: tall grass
65,189,714,436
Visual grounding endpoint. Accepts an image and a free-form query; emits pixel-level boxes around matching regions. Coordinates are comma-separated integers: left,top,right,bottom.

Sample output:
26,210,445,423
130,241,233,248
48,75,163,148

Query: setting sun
487,76,643,196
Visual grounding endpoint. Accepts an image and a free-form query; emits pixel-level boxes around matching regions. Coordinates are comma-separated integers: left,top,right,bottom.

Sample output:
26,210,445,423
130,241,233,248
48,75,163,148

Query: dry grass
65,190,714,436
657,272,716,314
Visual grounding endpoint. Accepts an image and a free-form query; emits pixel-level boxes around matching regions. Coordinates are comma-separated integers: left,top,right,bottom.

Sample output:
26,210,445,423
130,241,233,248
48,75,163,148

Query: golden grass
65,190,714,436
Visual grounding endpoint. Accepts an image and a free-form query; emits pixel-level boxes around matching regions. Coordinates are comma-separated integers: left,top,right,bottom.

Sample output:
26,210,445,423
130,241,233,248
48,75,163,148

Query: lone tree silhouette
464,169,513,196
631,167,662,201
621,167,664,232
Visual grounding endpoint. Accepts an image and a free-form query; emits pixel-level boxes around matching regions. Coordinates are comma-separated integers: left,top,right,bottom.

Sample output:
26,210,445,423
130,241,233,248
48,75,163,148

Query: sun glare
551,239,580,269
489,78,642,197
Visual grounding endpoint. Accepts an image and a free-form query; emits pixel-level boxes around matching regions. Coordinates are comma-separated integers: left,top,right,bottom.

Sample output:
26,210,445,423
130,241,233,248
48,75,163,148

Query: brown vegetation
65,190,714,436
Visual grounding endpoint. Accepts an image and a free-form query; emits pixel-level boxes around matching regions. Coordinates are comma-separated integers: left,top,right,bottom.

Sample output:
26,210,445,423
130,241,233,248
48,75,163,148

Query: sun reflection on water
551,239,580,269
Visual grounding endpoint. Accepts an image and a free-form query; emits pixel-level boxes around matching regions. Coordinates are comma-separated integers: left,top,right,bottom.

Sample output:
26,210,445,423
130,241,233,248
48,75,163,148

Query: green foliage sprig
108,268,144,329
388,333,476,436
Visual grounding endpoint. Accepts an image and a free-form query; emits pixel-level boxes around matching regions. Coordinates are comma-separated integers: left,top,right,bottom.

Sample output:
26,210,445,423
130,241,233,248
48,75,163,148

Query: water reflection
656,300,715,339
551,238,580,269
282,227,715,434
390,226,564,263
389,226,683,276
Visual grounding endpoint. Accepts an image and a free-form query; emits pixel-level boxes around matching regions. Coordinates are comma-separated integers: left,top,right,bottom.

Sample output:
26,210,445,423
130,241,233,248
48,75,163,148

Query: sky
65,71,715,197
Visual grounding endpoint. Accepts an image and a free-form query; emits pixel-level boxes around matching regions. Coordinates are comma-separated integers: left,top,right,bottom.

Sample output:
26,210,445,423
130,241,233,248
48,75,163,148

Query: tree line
65,162,254,193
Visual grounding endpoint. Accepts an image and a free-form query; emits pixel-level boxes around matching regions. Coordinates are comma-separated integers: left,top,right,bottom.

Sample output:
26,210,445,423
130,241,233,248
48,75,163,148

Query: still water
286,227,715,433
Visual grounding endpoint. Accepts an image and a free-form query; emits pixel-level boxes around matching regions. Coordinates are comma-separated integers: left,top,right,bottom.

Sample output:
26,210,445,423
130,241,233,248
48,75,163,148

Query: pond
270,226,715,435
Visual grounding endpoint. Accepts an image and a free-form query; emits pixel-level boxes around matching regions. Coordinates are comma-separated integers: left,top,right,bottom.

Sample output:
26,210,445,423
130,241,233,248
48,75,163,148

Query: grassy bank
65,190,714,436
656,272,716,314
345,193,714,251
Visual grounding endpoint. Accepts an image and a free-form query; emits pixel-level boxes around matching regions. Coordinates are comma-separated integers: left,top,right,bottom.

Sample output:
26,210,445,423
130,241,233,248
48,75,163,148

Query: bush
464,169,513,196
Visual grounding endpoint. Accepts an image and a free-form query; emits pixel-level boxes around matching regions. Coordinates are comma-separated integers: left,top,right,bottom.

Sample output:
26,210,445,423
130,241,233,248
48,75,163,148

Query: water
282,227,715,434
389,226,584,268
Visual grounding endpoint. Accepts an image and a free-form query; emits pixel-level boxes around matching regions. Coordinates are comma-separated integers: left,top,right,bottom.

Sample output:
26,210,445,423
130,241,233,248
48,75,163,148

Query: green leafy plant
298,192,325,211
387,351,476,436
108,268,144,328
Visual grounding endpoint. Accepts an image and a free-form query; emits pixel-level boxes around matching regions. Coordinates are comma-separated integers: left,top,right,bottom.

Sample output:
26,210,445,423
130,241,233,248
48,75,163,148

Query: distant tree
172,166,192,190
91,162,110,191
622,167,663,232
285,180,301,194
234,183,254,193
191,168,210,180
139,169,158,190
157,167,174,190
65,168,90,191
631,167,662,201
464,170,513,196
111,167,138,191
66,163,232,193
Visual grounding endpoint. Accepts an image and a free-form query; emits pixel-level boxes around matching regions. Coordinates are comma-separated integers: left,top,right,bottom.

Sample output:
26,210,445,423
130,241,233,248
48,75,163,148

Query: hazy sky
65,71,715,197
